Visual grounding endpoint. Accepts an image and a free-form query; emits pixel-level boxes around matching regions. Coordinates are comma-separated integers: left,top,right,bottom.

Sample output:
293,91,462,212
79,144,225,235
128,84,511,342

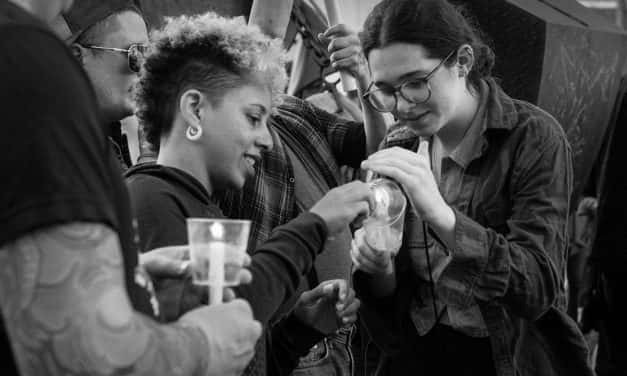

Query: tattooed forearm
0,223,207,376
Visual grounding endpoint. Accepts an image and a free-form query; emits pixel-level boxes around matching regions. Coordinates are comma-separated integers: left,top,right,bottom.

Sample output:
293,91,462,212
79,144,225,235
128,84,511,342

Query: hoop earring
186,126,202,141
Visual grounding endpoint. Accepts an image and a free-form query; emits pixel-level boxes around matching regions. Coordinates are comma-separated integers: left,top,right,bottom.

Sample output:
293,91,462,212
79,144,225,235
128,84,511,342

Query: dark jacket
355,79,593,376
125,163,327,374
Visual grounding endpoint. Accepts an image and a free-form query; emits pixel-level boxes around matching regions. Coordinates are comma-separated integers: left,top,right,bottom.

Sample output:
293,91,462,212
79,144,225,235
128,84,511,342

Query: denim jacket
355,78,594,376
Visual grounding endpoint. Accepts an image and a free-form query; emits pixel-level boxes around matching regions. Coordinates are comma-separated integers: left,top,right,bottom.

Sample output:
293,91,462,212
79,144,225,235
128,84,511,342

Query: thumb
144,256,189,277
299,282,336,305
336,280,348,301
417,138,430,162
333,280,348,309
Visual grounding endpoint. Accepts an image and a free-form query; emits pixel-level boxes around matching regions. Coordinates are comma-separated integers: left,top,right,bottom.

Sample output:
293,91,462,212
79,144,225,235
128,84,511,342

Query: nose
395,94,414,114
256,121,274,151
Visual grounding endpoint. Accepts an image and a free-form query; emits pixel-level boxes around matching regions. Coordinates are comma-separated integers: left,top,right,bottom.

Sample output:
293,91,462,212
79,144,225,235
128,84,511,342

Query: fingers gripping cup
187,219,251,305
364,178,407,255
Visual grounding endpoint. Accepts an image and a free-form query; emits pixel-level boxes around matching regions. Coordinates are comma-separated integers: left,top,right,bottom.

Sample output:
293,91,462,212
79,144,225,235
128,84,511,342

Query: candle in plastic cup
187,219,251,291
189,243,246,287
364,178,406,255
364,220,403,254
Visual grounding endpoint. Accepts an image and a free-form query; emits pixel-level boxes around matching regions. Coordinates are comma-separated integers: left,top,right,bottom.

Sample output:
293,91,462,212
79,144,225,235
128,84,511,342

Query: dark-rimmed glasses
82,43,148,73
363,49,457,113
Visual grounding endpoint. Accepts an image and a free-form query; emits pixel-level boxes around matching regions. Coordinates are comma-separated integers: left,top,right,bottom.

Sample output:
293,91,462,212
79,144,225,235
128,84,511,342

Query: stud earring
186,125,202,141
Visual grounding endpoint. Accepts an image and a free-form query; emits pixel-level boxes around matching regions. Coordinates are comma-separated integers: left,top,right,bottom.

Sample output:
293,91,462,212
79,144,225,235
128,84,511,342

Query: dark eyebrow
374,69,429,87
248,104,268,115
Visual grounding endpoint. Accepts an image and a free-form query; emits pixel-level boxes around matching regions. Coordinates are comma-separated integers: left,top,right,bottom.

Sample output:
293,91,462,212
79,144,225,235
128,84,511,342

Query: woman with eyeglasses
350,0,592,375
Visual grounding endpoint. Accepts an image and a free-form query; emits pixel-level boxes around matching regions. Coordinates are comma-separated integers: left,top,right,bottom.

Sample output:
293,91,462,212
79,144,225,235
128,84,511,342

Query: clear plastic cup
186,219,251,288
364,178,407,255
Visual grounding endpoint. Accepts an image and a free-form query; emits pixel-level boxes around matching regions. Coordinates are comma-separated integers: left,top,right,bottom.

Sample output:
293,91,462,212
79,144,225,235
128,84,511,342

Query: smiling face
80,10,148,122
199,83,273,191
368,42,467,137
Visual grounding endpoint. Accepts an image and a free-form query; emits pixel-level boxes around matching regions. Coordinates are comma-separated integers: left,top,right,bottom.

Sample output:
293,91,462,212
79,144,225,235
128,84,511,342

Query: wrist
425,201,455,230
177,321,210,376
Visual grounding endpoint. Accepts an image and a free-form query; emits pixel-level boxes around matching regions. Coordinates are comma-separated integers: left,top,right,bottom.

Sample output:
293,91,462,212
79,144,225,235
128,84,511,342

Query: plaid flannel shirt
216,95,366,376
217,95,366,248
355,78,594,376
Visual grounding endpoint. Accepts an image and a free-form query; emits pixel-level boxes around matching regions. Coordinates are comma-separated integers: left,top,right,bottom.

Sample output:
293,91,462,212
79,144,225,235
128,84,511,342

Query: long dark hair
360,0,495,90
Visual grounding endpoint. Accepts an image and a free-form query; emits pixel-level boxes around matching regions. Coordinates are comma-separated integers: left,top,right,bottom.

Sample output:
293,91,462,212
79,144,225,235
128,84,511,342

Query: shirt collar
446,80,489,168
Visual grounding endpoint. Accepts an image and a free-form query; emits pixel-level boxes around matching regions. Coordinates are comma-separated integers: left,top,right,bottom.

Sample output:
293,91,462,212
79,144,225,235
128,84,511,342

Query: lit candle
208,223,226,305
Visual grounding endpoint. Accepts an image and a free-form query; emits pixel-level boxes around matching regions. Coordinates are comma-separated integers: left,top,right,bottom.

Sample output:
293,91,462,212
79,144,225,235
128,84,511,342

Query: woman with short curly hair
126,12,369,375
135,13,287,154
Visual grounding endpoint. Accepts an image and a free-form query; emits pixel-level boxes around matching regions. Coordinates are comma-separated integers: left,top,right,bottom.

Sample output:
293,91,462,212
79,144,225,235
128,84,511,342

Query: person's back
0,2,262,375
0,6,61,374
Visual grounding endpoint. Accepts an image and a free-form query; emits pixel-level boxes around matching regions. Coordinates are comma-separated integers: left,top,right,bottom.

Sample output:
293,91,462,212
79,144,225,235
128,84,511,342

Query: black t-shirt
0,2,157,373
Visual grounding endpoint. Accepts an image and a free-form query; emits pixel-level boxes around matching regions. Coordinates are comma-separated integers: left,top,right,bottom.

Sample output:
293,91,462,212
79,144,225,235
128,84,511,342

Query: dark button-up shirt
355,78,593,376
409,80,491,338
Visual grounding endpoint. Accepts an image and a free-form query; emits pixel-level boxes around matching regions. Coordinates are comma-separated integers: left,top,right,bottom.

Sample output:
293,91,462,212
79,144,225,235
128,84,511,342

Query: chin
402,120,438,137
230,173,248,190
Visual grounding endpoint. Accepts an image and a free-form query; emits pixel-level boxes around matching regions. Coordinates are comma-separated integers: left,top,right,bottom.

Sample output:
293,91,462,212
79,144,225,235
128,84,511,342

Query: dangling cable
422,221,441,324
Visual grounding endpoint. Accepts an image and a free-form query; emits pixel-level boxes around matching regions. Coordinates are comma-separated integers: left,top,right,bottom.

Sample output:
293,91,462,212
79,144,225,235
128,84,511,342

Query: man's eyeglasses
82,44,148,73
363,49,457,113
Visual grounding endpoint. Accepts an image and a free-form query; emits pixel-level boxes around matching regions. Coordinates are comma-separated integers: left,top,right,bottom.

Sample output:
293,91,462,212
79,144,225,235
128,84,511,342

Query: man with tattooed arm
0,0,262,375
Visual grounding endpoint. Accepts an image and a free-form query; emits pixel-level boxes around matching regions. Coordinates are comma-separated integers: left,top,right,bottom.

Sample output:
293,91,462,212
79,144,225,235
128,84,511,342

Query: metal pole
248,0,295,40
618,0,627,28
323,0,357,92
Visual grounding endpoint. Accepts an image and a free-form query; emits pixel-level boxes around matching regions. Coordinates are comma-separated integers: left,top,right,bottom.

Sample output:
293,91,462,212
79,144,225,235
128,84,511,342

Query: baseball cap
50,0,143,43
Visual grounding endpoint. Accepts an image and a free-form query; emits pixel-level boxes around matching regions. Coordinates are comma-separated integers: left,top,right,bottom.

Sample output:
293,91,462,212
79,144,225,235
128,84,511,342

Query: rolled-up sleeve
438,128,572,321
281,96,366,167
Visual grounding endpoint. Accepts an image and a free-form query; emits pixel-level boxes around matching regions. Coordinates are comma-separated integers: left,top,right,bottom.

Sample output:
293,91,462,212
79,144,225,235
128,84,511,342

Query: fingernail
336,303,344,310
342,317,349,323
179,261,190,274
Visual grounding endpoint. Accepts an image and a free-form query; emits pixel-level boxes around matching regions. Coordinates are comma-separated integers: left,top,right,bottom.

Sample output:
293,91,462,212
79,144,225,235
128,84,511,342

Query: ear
70,43,86,64
179,89,207,130
456,44,474,78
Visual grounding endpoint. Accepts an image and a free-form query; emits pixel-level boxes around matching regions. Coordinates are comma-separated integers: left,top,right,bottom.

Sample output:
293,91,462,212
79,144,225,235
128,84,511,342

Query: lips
400,111,428,122
243,154,261,169
399,111,430,128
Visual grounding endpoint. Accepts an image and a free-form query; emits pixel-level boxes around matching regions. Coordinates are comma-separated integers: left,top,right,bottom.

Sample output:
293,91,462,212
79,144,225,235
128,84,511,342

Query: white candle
208,241,225,305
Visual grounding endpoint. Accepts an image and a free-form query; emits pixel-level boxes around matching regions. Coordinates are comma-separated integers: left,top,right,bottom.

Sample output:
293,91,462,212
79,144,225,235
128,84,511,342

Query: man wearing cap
0,0,263,375
51,0,149,170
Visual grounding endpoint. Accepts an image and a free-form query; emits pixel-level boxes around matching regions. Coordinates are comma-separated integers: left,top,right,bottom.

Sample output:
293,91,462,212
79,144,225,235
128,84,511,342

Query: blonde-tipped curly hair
136,12,288,147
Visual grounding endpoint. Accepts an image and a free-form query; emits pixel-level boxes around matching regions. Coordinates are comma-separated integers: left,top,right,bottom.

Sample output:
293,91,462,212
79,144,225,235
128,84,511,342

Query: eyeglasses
363,49,457,113
82,43,148,73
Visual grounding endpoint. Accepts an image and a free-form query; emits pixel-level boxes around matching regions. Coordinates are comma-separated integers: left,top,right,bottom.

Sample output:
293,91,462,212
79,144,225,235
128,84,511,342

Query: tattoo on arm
0,223,208,376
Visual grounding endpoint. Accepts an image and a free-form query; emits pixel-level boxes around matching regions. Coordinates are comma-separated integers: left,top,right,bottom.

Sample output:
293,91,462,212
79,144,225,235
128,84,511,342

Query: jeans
291,326,354,376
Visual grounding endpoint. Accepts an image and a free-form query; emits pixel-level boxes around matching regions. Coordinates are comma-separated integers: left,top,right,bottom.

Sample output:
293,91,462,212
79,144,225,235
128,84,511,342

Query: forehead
220,84,272,109
368,43,440,85
99,11,148,46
